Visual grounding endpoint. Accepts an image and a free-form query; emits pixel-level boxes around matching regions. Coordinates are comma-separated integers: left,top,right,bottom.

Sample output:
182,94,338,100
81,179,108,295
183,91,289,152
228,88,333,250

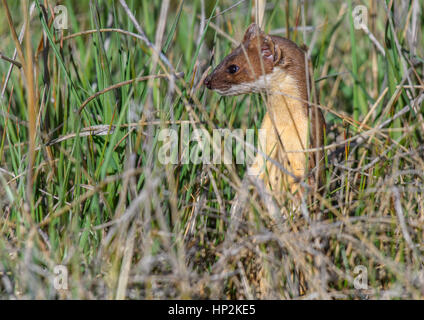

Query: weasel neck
265,68,307,115
264,69,309,133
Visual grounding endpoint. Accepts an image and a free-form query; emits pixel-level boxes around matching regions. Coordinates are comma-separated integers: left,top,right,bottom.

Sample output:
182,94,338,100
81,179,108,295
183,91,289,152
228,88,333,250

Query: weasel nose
204,76,212,89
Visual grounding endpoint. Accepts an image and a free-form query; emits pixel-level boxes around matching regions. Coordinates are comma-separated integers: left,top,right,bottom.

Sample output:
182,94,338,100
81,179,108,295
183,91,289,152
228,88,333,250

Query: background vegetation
0,0,423,299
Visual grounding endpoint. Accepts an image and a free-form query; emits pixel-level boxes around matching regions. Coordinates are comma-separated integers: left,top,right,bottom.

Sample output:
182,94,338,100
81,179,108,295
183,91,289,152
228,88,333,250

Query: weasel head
204,23,304,96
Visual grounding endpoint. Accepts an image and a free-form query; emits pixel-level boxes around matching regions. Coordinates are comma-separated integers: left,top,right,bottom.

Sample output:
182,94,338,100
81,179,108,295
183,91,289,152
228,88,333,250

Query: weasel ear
262,35,282,65
243,23,262,42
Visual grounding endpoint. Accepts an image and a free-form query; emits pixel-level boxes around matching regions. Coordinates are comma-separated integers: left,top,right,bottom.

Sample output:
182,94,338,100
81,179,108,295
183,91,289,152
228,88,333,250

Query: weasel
204,24,325,199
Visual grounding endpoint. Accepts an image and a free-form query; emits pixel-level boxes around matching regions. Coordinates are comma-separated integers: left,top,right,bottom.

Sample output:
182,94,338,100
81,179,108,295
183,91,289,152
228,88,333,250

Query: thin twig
118,0,175,74
0,52,22,68
392,187,418,256
78,73,183,114
361,24,386,57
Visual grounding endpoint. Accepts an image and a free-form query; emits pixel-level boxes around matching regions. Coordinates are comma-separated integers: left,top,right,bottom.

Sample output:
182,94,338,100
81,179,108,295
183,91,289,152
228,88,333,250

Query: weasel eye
227,64,239,74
